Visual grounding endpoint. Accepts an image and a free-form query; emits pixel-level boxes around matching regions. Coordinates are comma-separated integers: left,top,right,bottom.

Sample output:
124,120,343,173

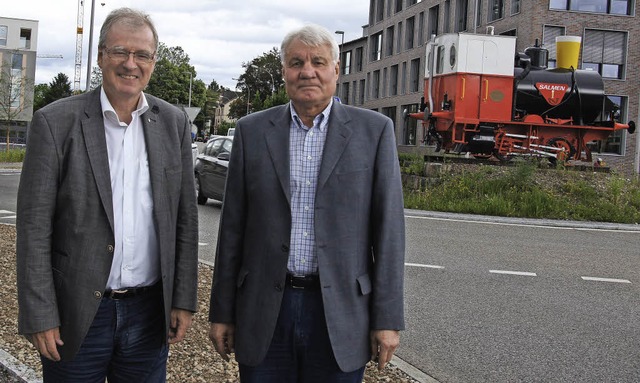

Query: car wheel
195,175,207,205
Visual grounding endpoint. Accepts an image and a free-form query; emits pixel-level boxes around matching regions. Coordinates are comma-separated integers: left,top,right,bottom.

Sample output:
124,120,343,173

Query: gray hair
98,8,159,51
280,24,340,64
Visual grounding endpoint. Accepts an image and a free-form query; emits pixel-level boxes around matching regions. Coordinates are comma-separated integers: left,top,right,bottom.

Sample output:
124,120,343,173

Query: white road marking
0,216,16,219
0,210,13,214
405,215,639,233
581,276,631,284
405,262,444,269
490,270,537,277
198,242,209,246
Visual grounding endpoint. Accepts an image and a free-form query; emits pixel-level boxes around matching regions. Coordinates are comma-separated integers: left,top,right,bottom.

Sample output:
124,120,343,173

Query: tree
232,48,287,118
33,83,49,112
89,66,103,91
0,52,34,150
43,73,72,106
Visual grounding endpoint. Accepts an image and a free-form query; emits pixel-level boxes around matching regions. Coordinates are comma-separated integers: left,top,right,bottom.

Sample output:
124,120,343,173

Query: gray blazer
16,88,199,361
209,102,405,372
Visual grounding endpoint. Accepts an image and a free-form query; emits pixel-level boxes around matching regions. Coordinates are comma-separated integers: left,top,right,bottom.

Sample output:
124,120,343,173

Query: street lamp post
184,71,193,107
334,30,344,101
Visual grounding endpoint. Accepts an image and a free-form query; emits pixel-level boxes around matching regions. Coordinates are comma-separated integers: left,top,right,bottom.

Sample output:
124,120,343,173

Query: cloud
5,0,368,90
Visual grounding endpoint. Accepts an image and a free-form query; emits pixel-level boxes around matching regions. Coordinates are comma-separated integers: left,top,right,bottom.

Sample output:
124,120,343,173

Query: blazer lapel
265,105,292,204
317,102,352,191
141,100,165,225
82,88,115,232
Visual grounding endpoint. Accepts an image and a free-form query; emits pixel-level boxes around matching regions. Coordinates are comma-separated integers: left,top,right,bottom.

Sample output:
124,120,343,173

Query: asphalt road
3,168,640,382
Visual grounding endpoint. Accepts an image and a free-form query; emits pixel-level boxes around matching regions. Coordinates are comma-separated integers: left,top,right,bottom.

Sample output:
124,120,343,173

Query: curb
391,355,439,382
0,349,40,383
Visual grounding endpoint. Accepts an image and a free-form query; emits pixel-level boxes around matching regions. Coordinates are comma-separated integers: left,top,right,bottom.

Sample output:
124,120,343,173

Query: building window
386,26,395,56
396,22,403,52
476,0,483,27
550,0,633,15
342,82,350,105
410,58,421,92
455,0,468,32
582,29,626,79
396,0,403,13
371,32,382,61
401,62,407,94
511,0,521,14
418,12,426,46
488,0,504,21
11,54,24,108
390,64,399,96
429,5,440,37
355,47,364,71
406,16,415,50
352,81,357,104
382,68,388,97
586,95,627,155
20,29,32,49
0,26,7,46
372,70,381,99
444,1,452,33
543,25,566,68
381,107,397,132
376,0,385,22
403,104,419,145
343,51,352,75
359,79,366,104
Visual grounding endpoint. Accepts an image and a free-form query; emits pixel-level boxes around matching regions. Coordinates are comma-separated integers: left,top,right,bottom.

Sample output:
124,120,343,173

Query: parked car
227,128,235,136
194,136,233,204
191,143,198,167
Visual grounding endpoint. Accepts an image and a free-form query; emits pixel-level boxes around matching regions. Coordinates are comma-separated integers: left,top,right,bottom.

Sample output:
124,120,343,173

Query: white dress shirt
101,89,159,290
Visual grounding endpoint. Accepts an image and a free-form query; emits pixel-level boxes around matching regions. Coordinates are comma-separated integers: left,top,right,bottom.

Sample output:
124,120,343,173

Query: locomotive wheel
472,153,492,159
547,137,576,164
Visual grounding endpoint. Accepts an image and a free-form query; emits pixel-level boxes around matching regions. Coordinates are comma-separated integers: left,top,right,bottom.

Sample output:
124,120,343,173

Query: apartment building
337,0,639,174
0,16,38,144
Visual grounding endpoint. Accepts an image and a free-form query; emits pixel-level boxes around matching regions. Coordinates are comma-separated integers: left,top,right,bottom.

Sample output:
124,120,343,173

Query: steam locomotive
406,32,635,163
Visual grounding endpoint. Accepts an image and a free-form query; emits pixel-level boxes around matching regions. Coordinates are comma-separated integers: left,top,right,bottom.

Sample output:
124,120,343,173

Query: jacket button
275,283,282,291
93,291,102,299
107,245,114,253
281,244,289,252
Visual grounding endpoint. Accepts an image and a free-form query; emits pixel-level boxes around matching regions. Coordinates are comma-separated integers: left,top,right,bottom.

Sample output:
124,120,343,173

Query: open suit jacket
209,101,405,372
16,87,199,361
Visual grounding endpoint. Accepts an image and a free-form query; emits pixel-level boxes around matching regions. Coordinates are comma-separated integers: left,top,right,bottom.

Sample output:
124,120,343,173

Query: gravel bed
0,224,419,382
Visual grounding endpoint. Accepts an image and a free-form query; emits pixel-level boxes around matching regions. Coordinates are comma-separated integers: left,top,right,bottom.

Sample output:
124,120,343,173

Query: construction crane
74,0,85,92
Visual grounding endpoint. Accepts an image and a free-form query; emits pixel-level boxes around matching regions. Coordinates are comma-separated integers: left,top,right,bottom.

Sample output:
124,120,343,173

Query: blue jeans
239,286,365,383
41,286,167,383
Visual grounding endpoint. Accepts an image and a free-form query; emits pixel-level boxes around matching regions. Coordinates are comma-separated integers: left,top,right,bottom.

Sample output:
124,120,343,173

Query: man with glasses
16,7,198,382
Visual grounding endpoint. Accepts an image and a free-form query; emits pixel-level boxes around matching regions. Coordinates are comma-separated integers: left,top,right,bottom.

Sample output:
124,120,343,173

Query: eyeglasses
103,47,156,64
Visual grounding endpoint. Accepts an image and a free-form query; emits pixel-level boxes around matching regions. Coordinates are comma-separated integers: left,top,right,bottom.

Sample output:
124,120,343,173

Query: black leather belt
104,282,161,300
286,273,320,290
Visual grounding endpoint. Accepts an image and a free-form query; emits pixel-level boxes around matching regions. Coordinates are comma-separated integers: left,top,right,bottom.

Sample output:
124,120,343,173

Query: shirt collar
100,88,150,125
290,99,333,132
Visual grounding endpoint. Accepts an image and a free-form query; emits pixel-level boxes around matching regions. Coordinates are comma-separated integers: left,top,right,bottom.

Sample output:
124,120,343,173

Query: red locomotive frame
406,33,635,163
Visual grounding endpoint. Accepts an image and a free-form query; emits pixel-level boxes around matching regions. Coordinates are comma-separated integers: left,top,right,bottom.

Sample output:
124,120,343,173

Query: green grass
402,157,640,224
0,148,25,163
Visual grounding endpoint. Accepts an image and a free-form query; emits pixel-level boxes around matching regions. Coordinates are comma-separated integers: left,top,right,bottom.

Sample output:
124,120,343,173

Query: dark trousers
41,286,167,383
239,285,366,383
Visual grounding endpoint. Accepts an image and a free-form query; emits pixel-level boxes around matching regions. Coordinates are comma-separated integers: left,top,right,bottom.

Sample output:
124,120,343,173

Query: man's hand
209,323,235,362
168,308,194,344
370,330,400,371
30,327,64,361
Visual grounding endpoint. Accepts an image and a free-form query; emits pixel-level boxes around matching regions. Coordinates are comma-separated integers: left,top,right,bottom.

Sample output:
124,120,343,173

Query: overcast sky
5,0,369,90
